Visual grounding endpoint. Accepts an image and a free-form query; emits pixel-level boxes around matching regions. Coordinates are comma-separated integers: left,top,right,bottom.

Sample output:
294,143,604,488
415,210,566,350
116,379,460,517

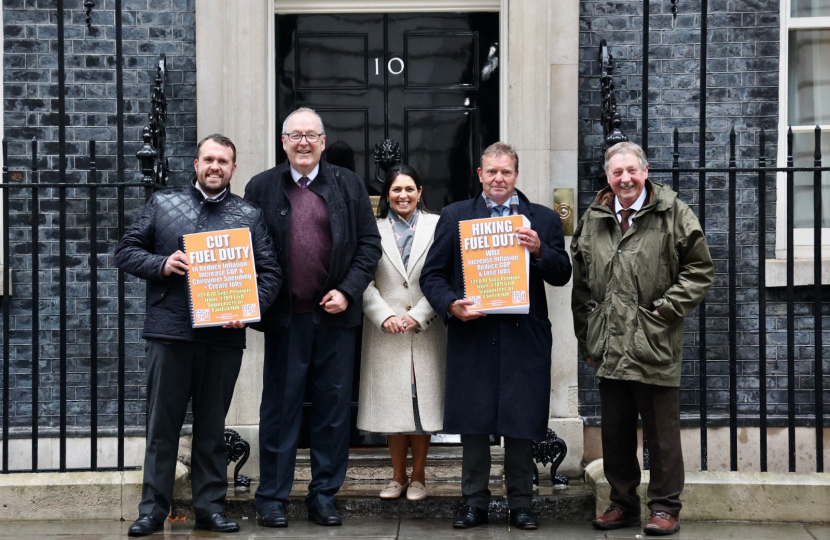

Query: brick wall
2,0,196,434
578,0,829,425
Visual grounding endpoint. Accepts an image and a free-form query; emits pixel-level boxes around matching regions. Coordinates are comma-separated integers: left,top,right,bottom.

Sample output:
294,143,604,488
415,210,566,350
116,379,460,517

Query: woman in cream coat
358,164,447,501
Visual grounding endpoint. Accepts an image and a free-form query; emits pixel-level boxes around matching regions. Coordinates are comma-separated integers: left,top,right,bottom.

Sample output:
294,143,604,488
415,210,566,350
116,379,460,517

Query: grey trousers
461,434,534,510
138,339,242,522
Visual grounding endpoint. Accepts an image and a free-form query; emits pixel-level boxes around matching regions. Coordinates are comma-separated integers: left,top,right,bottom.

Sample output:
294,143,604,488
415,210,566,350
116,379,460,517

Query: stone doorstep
171,480,595,521
0,462,188,522
243,445,563,484
294,446,499,482
584,458,830,523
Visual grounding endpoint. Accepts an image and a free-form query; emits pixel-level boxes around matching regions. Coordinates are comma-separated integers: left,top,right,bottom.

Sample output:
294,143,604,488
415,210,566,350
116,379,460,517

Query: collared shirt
290,164,320,187
481,191,520,217
614,186,647,228
194,181,227,201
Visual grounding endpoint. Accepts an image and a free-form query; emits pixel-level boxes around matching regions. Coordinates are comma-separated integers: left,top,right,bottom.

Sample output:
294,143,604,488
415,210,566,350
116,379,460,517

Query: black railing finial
135,55,169,185
84,1,95,30
599,40,628,149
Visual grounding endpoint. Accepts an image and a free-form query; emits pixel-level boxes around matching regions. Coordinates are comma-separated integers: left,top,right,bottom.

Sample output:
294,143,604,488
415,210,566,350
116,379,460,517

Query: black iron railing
1,141,164,473
598,34,830,473
0,0,169,471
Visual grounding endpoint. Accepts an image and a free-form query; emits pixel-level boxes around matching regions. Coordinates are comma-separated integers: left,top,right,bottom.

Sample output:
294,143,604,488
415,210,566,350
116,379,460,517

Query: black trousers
599,378,684,517
138,339,242,522
256,313,356,511
461,434,534,510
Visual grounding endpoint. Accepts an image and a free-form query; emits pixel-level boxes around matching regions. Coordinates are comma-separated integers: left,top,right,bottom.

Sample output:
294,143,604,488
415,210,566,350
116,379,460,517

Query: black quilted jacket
244,160,381,330
114,182,282,348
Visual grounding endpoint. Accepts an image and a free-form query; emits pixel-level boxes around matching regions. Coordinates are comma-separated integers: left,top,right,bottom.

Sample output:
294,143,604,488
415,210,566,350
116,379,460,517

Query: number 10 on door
375,58,404,75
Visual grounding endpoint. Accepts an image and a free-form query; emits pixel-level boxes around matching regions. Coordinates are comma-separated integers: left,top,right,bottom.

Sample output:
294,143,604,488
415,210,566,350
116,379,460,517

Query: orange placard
459,215,530,314
181,228,261,327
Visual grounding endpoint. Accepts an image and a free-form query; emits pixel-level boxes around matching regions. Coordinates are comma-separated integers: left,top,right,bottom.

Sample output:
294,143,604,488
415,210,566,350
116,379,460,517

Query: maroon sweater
284,177,333,313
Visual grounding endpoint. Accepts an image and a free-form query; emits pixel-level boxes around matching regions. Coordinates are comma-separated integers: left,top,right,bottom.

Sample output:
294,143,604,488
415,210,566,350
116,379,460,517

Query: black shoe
194,512,239,533
127,514,163,537
510,507,539,530
257,503,288,528
453,505,488,529
308,502,342,526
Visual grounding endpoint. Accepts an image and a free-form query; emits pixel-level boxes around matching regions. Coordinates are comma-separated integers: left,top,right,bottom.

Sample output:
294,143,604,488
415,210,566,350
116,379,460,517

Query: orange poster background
459,215,530,314
182,228,261,327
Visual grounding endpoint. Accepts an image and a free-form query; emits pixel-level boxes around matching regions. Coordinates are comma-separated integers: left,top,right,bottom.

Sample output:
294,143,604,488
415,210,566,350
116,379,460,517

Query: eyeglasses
284,132,323,143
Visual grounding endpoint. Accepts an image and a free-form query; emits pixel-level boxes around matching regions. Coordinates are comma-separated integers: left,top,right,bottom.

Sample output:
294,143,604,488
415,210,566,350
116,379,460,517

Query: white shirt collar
614,185,648,222
194,180,227,201
290,164,320,186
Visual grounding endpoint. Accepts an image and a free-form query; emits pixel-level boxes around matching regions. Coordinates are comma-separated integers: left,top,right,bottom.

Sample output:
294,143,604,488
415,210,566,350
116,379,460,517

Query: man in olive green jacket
571,142,713,536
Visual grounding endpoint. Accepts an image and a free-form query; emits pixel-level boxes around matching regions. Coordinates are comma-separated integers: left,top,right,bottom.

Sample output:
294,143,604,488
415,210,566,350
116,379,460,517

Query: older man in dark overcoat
420,142,572,531
244,108,381,528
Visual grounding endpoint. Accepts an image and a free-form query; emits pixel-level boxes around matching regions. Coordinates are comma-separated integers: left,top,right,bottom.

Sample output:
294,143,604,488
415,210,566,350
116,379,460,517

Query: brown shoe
592,506,641,530
644,511,680,536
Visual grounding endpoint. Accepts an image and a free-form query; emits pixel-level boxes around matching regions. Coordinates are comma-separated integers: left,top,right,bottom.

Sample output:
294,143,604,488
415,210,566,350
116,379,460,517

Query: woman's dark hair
376,164,431,218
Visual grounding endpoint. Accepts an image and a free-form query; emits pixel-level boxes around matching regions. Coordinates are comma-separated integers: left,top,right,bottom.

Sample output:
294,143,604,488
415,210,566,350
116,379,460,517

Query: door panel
404,108,476,209
404,33,479,89
276,11,499,447
296,34,370,90
313,108,371,190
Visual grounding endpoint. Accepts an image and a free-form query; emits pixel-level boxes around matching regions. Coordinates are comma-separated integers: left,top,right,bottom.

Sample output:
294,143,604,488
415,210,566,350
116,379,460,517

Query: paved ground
1,519,828,539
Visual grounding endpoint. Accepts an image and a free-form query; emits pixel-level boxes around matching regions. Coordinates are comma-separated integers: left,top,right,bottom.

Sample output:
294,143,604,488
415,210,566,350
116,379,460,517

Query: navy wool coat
420,190,572,440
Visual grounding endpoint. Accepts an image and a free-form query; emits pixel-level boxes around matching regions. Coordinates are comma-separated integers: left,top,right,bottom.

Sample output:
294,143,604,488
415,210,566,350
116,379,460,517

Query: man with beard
115,134,281,536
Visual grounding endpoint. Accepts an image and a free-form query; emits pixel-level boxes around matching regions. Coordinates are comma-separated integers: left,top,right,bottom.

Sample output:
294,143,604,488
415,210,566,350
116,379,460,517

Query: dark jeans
138,339,242,522
599,378,684,517
256,313,356,511
461,434,534,510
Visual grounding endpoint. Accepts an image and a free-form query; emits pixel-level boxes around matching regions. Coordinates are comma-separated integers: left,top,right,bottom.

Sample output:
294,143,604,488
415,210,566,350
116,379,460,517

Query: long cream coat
357,213,447,433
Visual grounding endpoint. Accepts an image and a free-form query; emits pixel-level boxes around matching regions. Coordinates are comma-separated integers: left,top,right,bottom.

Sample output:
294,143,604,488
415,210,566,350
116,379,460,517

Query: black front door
275,12,500,446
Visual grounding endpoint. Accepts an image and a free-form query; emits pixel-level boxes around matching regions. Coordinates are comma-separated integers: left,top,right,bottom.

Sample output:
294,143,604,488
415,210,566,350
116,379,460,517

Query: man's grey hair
480,141,519,172
282,107,325,135
604,141,649,171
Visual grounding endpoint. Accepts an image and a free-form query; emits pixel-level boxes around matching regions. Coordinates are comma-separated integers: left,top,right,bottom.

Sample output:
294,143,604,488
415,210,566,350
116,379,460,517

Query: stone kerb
0,462,187,521
585,458,830,522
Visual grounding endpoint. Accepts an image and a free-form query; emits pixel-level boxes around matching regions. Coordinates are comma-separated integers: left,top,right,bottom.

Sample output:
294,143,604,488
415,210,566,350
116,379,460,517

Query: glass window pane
789,30,830,126
792,131,830,227
791,0,830,17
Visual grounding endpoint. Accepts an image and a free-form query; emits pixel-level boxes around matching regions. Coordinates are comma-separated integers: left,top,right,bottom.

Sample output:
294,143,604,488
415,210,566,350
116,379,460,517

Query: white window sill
765,258,830,287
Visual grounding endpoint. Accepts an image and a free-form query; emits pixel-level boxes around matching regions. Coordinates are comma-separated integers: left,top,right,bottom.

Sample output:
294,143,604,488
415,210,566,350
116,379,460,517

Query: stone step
223,446,517,483
290,447,497,482
172,480,594,521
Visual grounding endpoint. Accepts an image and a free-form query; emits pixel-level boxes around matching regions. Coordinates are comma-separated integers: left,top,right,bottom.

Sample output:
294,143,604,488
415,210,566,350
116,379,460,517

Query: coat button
403,282,409,288
406,305,411,310
280,209,287,215
491,339,496,345
160,293,165,298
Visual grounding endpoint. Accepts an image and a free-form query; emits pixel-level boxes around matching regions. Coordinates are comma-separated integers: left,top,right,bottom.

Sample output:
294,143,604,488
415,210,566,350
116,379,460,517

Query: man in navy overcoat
420,142,572,531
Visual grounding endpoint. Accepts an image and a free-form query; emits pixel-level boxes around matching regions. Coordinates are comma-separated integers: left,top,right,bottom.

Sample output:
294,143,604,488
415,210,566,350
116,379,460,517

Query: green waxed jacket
570,180,714,387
